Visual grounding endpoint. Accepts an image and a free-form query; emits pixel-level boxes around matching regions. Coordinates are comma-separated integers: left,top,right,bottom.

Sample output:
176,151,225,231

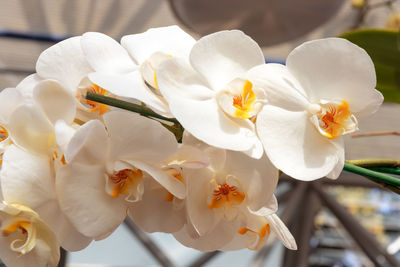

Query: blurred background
0,0,399,266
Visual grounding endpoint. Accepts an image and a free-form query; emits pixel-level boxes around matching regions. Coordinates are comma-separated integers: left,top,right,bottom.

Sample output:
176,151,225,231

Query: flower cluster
0,25,382,266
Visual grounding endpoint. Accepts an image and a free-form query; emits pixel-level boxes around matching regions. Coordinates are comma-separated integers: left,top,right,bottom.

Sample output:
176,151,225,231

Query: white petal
35,201,92,251
158,58,215,101
89,72,171,116
16,74,42,101
33,79,76,124
354,89,384,118
249,195,278,217
34,217,61,267
246,63,310,111
287,38,378,113
190,30,265,90
325,138,345,179
121,25,195,64
65,120,108,164
54,120,76,154
103,111,177,162
7,104,54,155
56,163,127,239
185,167,218,236
257,106,340,181
125,160,185,199
81,32,137,73
0,88,23,124
1,145,55,207
173,220,237,251
266,214,297,250
128,178,185,233
36,36,93,93
166,144,209,168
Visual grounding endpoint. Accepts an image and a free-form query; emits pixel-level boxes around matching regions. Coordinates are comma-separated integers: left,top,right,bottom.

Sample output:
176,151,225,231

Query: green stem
86,92,179,124
343,163,400,187
345,159,400,168
365,167,400,176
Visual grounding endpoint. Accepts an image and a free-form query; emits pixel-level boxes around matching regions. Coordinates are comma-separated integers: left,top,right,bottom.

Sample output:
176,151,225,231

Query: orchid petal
36,37,93,93
287,38,378,114
35,201,92,251
81,32,137,73
56,163,127,239
325,138,345,179
54,120,76,155
173,220,237,251
190,30,265,91
246,63,310,111
65,119,108,164
0,88,23,124
33,80,76,124
185,167,218,236
166,144,209,169
1,145,55,208
7,104,54,155
257,106,340,180
121,25,195,64
103,111,177,162
128,178,185,233
266,214,297,250
16,74,42,101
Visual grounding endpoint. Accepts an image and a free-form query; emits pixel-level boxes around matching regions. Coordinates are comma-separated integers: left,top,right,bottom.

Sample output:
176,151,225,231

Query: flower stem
85,92,179,124
345,159,400,168
365,167,400,176
343,163,400,187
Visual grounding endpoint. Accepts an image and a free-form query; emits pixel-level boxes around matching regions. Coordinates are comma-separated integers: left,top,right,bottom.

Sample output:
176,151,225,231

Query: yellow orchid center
108,168,143,198
238,223,271,250
232,80,257,120
79,84,109,115
316,100,358,139
2,217,36,255
0,126,8,142
208,183,245,210
217,78,264,121
52,150,66,165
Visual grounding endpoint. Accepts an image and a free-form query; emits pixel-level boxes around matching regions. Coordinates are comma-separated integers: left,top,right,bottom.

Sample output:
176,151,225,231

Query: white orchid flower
129,143,209,233
0,145,92,251
7,79,76,156
157,30,267,158
248,38,383,180
35,36,111,121
0,202,59,267
82,26,196,117
172,135,295,251
56,111,180,239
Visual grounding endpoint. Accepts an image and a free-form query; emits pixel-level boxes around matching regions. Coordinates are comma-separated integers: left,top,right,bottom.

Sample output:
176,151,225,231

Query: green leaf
339,29,400,103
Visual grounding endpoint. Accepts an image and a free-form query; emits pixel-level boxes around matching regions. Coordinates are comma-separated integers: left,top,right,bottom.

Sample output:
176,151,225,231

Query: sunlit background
0,0,399,266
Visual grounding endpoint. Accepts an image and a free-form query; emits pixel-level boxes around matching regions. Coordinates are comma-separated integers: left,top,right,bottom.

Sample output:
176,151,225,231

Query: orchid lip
310,100,359,139
216,78,267,121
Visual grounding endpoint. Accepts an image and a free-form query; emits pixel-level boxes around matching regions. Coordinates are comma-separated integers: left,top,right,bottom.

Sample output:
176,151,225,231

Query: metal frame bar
124,218,175,267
